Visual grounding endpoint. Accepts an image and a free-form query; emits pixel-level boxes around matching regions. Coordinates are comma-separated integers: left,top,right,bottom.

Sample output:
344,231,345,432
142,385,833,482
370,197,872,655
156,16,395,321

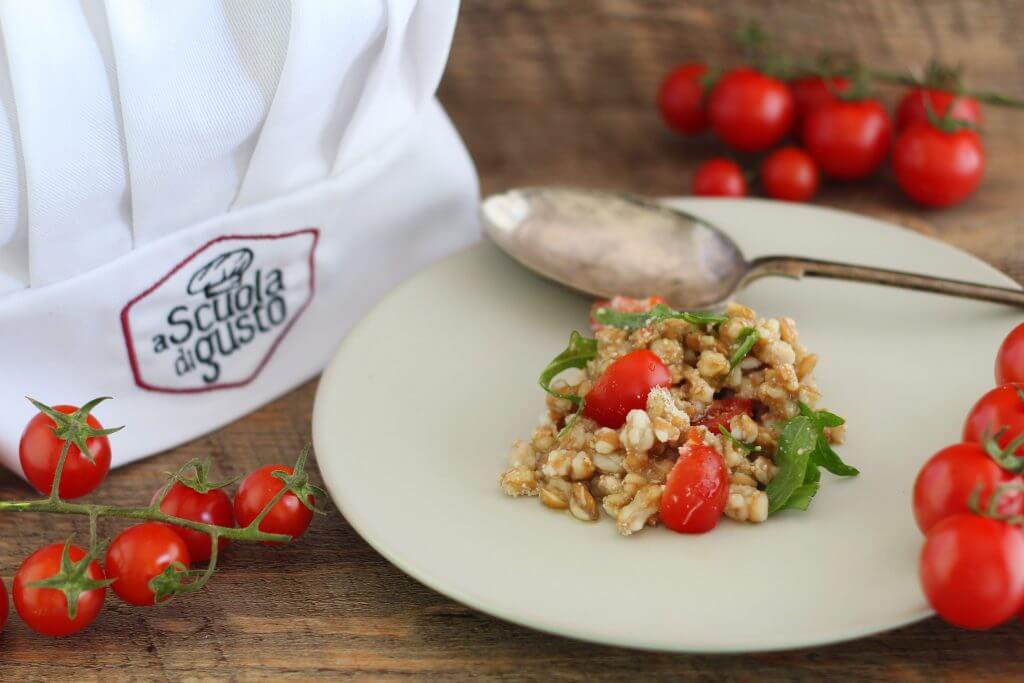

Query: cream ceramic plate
313,199,1021,652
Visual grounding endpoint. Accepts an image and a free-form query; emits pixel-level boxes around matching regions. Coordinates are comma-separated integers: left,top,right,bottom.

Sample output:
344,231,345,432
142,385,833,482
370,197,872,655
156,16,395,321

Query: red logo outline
120,228,319,394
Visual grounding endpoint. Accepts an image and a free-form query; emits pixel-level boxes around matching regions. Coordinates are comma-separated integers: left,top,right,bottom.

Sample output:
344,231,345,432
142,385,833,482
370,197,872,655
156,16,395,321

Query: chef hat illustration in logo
186,248,254,298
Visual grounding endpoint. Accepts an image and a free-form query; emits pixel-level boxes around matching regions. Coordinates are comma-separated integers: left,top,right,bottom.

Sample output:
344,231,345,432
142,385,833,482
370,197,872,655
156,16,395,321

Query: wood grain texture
3,1,1024,679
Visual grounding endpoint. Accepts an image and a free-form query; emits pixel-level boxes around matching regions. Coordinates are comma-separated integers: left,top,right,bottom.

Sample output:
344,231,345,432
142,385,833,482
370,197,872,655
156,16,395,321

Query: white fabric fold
104,0,290,246
0,0,132,288
234,0,386,207
0,25,25,296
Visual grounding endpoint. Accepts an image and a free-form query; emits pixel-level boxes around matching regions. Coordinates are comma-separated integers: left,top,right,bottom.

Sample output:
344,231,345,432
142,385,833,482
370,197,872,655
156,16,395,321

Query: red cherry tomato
964,383,1024,457
803,98,892,180
660,430,729,533
13,543,106,636
234,465,315,543
707,67,794,152
105,522,191,606
693,397,754,434
920,514,1024,629
913,442,1023,534
153,482,235,563
761,147,819,202
583,350,672,429
657,63,710,134
693,158,746,197
896,88,981,131
589,296,666,333
893,121,983,208
19,405,111,499
789,75,850,132
996,322,1024,385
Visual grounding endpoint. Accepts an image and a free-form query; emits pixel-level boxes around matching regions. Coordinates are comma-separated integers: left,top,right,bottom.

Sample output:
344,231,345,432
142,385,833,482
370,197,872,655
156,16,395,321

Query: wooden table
3,1,1024,679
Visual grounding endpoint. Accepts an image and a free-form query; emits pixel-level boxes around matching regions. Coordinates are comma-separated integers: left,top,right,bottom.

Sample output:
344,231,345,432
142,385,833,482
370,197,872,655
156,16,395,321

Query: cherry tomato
896,88,981,131
893,121,983,208
105,523,191,606
964,383,1024,457
234,465,315,543
589,296,666,333
913,442,1023,534
693,158,746,197
13,543,106,637
583,350,672,428
996,322,1024,385
803,98,892,180
657,63,710,134
920,514,1024,629
153,482,235,563
707,67,794,152
19,405,111,499
693,397,754,434
789,75,850,133
660,430,729,533
761,147,819,202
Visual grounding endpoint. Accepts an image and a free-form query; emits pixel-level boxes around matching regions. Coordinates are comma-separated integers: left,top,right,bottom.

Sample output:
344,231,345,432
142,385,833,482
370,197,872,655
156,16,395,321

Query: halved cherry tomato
153,482,235,563
694,397,754,434
708,67,794,152
964,383,1024,457
105,523,191,606
896,88,981,131
19,405,111,499
657,63,710,134
692,158,746,197
13,543,106,637
803,98,891,180
660,430,729,533
996,322,1024,385
583,350,672,429
589,296,665,333
920,514,1024,629
912,442,1023,534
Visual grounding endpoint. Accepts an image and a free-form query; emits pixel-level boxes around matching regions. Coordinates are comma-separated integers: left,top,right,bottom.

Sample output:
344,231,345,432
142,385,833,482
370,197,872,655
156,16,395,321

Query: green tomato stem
0,497,292,543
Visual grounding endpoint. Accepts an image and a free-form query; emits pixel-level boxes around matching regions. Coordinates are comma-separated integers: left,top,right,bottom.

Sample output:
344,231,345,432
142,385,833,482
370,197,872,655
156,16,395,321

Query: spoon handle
744,256,1024,308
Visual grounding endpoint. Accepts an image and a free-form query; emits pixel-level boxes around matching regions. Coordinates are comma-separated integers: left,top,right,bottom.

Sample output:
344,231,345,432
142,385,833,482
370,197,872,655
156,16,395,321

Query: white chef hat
0,0,478,470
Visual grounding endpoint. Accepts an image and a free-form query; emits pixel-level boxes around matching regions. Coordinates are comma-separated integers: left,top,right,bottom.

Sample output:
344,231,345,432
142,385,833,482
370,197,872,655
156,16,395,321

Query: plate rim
313,197,1020,653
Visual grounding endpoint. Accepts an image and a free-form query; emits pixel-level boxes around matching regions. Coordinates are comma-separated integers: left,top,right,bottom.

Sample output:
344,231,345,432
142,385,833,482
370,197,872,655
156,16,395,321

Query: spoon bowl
481,187,745,309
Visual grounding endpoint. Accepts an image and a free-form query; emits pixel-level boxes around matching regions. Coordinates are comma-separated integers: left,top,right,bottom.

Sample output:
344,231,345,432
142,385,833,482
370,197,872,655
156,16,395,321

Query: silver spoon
481,186,1024,310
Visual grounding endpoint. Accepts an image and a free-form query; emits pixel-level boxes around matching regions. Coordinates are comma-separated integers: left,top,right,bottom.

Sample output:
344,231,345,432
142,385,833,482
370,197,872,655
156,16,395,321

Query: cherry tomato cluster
658,61,985,208
913,321,1024,629
0,399,321,637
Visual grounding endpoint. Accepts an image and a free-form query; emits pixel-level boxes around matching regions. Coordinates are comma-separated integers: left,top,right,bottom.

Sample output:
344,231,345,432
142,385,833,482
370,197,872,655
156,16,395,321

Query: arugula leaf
765,415,817,514
538,331,597,404
798,403,859,476
729,327,759,369
717,423,762,453
778,482,820,511
592,303,727,332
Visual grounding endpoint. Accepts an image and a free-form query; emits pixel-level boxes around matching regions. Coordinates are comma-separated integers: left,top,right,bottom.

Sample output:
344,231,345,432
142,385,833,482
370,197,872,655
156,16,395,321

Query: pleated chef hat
0,0,478,470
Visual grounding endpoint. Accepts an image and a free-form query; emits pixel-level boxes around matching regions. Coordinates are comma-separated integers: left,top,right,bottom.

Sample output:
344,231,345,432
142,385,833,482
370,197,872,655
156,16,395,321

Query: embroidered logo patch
121,229,318,393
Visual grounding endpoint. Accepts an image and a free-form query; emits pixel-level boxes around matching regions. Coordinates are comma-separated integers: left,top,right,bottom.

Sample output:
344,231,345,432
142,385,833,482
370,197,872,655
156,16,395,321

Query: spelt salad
499,296,858,535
